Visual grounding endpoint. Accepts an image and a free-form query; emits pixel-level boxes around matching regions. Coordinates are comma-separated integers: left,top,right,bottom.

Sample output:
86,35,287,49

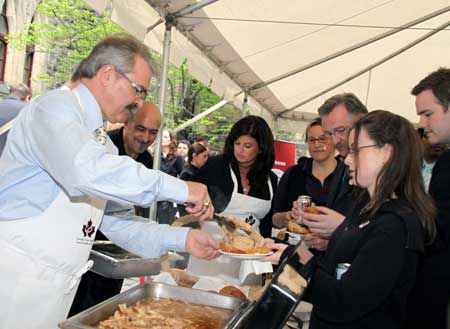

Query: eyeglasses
326,126,348,137
348,144,378,155
115,69,149,100
307,134,330,144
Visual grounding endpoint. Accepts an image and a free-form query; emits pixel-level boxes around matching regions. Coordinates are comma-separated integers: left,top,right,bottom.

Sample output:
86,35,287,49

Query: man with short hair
301,93,368,249
0,34,216,328
407,67,450,329
177,139,190,160
0,83,32,155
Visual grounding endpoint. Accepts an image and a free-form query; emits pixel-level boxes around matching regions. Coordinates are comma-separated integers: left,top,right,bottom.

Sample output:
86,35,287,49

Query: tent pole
149,21,173,222
278,19,450,117
173,99,229,133
173,0,219,18
241,5,450,95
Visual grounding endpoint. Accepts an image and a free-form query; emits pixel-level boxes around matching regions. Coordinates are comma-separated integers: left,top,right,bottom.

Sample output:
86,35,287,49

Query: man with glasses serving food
0,34,218,329
299,93,368,250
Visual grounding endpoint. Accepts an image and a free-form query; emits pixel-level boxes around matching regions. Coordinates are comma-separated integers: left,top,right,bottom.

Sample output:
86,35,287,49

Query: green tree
8,0,245,151
7,0,122,90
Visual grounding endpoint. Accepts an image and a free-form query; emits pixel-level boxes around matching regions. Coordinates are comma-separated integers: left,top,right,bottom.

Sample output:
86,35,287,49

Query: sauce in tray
97,296,233,329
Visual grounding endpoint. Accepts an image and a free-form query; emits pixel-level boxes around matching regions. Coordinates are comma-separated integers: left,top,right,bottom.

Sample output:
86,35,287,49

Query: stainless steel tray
89,241,162,279
59,282,250,329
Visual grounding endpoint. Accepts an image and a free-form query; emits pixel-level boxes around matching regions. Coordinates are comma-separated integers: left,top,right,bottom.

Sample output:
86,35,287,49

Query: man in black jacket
68,101,161,316
407,68,450,329
301,93,368,250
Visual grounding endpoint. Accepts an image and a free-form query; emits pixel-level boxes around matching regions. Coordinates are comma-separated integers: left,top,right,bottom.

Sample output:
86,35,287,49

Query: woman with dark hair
192,115,278,237
261,110,436,329
180,142,209,181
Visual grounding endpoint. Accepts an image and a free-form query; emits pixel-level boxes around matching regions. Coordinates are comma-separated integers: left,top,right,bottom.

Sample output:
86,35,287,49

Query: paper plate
219,250,273,260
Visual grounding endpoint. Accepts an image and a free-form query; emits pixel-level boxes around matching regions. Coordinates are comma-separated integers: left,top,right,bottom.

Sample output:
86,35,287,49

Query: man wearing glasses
0,34,217,328
300,93,368,250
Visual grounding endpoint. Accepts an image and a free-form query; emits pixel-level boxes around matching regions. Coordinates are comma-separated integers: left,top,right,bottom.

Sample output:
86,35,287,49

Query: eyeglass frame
347,144,379,155
325,126,349,137
115,68,149,100
307,134,330,144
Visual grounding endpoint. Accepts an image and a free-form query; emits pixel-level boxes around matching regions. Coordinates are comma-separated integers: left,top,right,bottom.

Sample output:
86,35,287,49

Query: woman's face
192,150,209,168
162,130,171,147
233,135,259,166
344,128,391,197
306,125,335,162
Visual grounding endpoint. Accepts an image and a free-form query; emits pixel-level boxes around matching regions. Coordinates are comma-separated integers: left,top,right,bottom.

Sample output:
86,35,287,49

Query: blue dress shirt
0,83,189,257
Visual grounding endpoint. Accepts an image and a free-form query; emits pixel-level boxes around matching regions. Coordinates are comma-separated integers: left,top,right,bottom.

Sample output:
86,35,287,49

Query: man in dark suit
69,101,161,316
301,93,368,250
407,68,450,329
0,83,32,155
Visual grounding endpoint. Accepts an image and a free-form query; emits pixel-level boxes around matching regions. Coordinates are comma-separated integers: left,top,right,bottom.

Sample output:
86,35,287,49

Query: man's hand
303,233,329,251
184,181,214,221
185,230,220,260
301,206,345,237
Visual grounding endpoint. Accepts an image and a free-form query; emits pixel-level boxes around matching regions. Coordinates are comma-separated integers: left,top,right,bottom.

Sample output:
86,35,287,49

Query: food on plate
231,235,254,251
287,221,310,234
219,286,247,300
219,214,264,242
219,241,272,255
97,297,232,329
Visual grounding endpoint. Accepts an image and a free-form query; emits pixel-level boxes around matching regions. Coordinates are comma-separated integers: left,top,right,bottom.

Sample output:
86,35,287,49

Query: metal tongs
212,213,237,233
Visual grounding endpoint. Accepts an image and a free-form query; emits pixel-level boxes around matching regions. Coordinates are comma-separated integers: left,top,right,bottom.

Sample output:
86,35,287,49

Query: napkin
239,260,273,285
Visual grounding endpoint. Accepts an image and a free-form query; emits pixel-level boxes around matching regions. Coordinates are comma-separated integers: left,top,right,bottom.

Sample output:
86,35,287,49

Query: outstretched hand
185,229,220,260
301,206,345,237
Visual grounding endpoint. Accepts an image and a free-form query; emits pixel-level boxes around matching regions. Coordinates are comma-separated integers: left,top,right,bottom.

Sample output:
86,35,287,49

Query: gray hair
10,83,32,100
78,33,156,78
318,92,368,117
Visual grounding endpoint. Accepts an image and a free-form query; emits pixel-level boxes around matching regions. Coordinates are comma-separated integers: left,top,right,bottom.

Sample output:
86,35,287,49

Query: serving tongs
211,213,264,243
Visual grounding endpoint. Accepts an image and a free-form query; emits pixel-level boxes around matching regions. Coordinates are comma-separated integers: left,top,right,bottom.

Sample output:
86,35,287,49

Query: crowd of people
0,32,449,329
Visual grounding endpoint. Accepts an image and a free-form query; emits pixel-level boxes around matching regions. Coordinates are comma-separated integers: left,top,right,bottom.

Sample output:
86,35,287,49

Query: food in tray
287,221,310,234
97,297,232,329
219,285,247,300
219,234,271,255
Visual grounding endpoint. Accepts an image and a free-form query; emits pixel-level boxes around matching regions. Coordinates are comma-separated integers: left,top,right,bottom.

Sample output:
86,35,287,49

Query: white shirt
0,83,190,256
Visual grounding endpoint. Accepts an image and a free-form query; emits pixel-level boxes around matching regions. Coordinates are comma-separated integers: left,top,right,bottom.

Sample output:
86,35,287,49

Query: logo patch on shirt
82,219,96,238
245,215,256,226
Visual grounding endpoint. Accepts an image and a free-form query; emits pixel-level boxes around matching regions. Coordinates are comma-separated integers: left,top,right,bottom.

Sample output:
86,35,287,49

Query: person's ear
382,143,393,163
97,64,115,87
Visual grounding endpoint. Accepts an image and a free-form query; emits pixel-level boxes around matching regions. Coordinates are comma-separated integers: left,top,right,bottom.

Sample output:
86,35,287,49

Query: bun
230,235,254,251
287,221,310,234
219,242,271,255
304,205,320,214
219,286,247,300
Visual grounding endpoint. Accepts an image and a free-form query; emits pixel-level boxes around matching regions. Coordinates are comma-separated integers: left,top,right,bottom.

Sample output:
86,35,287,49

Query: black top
180,164,200,181
160,154,185,177
191,154,278,238
273,158,341,213
108,127,153,168
406,149,450,329
309,199,424,329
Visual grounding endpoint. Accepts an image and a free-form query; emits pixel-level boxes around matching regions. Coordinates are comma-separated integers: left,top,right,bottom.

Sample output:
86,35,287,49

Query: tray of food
89,241,162,279
59,282,251,329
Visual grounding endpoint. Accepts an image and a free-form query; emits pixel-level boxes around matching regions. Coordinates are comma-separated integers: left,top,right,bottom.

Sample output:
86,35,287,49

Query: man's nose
418,116,426,128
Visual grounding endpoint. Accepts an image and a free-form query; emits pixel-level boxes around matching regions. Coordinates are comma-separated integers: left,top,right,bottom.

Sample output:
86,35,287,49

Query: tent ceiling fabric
84,0,450,131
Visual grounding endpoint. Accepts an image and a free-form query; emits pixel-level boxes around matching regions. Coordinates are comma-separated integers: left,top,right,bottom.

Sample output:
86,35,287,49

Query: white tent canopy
84,0,450,134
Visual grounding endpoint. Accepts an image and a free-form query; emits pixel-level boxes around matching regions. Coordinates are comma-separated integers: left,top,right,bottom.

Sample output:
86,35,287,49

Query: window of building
0,2,8,82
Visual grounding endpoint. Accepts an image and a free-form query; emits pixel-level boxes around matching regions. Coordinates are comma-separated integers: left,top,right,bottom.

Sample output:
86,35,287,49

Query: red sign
273,140,296,172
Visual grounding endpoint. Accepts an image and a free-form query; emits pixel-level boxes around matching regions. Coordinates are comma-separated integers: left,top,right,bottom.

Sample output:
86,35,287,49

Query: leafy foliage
7,0,248,150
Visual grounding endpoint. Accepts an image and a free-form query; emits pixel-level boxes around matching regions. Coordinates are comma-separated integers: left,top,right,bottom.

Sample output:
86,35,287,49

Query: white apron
187,166,273,284
0,91,108,329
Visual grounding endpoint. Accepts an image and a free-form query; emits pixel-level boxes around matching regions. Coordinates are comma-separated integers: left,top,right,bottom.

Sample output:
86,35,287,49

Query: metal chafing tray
59,282,251,329
89,241,162,279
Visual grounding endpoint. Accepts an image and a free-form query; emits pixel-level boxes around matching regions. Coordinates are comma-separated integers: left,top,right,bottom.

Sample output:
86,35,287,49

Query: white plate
286,231,305,240
219,250,273,260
